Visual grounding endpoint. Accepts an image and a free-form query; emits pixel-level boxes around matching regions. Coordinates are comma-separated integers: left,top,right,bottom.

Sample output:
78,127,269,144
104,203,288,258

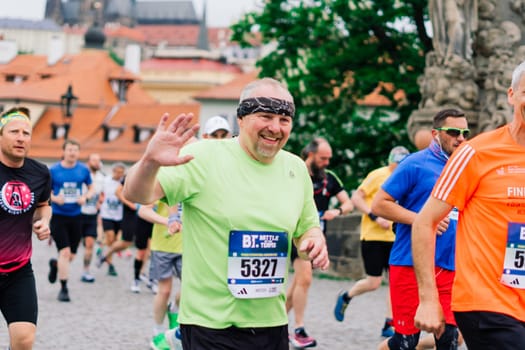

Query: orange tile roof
141,57,242,74
0,51,153,106
136,25,241,48
357,82,407,107
0,50,198,163
193,70,259,100
137,25,199,46
105,25,146,43
80,103,200,162
30,104,200,163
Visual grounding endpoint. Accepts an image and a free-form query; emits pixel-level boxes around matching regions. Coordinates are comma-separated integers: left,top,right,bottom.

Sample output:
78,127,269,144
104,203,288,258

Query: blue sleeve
381,159,415,202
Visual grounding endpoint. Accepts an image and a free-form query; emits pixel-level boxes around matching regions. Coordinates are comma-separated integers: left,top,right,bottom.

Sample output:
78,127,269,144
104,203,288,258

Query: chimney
0,40,17,64
47,35,64,66
124,44,141,74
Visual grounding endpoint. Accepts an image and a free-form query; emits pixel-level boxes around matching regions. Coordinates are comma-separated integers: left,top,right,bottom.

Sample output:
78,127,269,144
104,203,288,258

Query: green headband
0,112,31,128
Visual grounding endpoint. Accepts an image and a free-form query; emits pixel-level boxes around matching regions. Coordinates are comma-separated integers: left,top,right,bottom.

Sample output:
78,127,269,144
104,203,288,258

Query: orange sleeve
432,143,478,211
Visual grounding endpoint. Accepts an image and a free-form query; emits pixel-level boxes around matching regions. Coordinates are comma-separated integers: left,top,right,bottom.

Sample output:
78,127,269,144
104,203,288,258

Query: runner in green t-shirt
124,78,329,350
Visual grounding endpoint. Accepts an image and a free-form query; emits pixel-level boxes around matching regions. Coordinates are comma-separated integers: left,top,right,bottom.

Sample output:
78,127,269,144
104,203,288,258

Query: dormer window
51,123,70,140
102,124,124,142
109,68,137,103
132,125,155,143
5,74,27,83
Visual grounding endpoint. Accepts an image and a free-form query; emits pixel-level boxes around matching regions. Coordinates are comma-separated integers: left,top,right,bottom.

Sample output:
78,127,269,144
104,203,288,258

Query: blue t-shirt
382,141,456,270
50,162,92,216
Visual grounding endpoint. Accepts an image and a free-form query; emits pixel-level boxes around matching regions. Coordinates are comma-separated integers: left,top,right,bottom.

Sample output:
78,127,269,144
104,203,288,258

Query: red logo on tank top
0,180,34,214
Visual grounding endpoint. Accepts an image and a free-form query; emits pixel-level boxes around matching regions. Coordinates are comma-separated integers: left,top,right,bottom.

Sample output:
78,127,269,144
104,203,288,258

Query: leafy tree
231,0,432,190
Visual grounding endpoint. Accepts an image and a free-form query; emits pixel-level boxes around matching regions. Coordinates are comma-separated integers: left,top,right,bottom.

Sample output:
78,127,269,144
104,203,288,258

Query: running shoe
334,290,349,322
381,326,395,338
124,248,133,258
48,258,58,284
150,333,170,350
289,327,317,348
95,253,105,268
57,288,71,302
130,279,141,293
80,272,95,283
139,273,150,284
145,278,159,294
164,327,182,350
151,281,159,295
107,264,118,276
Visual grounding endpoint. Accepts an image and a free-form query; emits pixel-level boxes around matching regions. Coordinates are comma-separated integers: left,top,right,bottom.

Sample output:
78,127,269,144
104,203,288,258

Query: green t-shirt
158,138,319,329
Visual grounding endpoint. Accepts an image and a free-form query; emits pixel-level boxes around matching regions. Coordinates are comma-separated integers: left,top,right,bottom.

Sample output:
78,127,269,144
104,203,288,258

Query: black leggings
0,262,37,324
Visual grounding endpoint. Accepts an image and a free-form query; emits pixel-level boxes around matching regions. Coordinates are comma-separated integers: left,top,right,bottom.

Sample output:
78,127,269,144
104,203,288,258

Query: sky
0,0,260,27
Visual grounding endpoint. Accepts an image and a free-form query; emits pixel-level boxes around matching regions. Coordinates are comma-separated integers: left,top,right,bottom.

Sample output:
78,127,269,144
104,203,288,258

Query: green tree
231,0,432,190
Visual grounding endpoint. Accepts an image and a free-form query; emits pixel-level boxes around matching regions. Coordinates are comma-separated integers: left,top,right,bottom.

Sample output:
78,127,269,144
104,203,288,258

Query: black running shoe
57,288,70,302
48,258,58,284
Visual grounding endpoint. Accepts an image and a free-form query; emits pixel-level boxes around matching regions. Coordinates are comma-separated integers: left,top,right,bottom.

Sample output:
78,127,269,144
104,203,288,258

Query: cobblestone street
0,238,466,349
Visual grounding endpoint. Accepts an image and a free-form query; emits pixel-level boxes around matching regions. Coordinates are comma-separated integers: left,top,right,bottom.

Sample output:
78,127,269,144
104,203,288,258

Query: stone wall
322,213,365,280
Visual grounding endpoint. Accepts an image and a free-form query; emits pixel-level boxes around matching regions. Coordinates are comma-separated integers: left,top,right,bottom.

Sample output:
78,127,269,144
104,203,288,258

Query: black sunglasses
435,127,470,138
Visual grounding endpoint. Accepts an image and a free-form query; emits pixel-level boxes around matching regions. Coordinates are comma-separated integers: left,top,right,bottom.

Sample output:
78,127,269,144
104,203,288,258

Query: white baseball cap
388,146,410,164
204,116,231,135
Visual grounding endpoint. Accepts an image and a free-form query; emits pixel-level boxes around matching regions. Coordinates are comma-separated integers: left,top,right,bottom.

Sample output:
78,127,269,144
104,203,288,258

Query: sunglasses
435,127,470,138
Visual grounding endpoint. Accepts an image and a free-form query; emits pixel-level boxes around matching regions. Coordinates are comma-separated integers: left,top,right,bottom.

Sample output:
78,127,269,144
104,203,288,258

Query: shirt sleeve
432,143,477,210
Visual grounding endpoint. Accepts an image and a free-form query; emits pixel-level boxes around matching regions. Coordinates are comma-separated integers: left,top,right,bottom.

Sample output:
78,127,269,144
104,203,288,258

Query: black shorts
361,240,393,277
0,262,37,324
102,219,122,234
50,214,83,254
121,209,138,242
121,216,152,250
81,214,98,238
180,324,288,350
454,311,525,350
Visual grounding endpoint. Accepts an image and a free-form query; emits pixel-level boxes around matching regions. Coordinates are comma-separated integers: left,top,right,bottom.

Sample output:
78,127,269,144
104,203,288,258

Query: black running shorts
50,214,83,254
0,262,38,324
180,324,288,350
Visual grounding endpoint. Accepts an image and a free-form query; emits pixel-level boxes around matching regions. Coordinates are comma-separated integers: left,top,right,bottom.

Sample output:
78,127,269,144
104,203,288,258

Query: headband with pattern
0,112,31,128
237,97,295,118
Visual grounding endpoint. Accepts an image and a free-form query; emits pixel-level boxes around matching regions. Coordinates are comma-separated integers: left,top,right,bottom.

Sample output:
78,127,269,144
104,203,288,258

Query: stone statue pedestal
408,0,525,140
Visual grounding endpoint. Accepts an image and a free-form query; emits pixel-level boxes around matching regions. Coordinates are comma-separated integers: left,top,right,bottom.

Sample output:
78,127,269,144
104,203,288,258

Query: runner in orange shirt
412,60,525,349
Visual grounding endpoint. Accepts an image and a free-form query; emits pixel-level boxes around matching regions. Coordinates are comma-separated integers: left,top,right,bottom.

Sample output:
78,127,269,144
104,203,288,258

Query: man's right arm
412,196,453,338
351,189,372,215
123,159,165,204
352,188,391,230
371,188,417,225
123,113,198,204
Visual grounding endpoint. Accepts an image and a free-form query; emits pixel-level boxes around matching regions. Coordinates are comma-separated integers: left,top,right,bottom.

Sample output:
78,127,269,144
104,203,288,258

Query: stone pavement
0,238,466,350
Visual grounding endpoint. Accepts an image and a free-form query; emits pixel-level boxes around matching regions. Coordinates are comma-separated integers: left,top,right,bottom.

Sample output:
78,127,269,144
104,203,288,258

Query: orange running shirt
432,125,525,322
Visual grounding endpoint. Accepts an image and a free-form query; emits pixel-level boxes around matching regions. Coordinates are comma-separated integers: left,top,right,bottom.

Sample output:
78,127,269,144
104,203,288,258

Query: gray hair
511,61,525,91
239,78,294,103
